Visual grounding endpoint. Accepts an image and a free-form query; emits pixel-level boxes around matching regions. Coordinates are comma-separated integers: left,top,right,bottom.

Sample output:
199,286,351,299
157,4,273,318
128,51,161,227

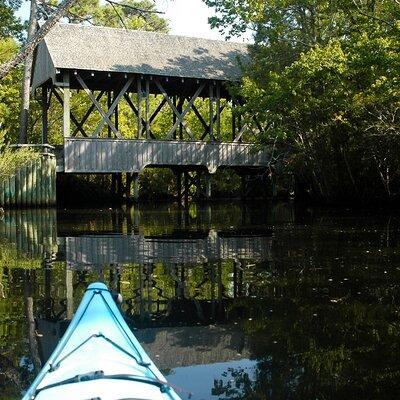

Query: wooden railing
63,138,270,173
64,231,272,266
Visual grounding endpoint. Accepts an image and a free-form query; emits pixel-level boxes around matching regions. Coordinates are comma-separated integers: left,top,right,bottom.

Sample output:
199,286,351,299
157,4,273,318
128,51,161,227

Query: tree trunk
23,271,41,373
19,0,37,144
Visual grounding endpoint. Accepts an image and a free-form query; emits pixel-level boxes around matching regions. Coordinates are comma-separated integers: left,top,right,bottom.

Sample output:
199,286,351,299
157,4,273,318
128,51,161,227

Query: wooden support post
238,113,243,142
111,173,117,195
107,92,112,138
205,172,212,200
125,173,132,198
176,170,182,203
209,84,214,141
115,90,119,137
66,268,73,319
233,259,238,298
133,174,139,201
44,266,52,319
178,97,183,140
63,72,70,138
133,203,140,226
232,101,236,141
117,173,123,197
145,78,150,139
137,77,142,139
115,102,119,132
184,171,189,206
216,83,221,142
172,96,177,140
41,86,48,144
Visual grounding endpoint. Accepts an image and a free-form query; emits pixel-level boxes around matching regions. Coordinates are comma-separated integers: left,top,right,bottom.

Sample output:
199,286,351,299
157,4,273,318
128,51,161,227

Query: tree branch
0,0,79,79
105,0,165,15
351,0,394,28
106,0,128,29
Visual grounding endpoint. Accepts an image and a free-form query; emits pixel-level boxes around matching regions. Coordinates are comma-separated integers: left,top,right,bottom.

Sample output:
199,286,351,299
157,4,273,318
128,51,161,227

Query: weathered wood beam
165,82,205,140
149,98,167,124
200,103,225,141
115,98,119,135
53,88,89,138
209,83,214,141
177,97,184,140
76,74,120,138
155,79,203,140
145,77,150,139
192,103,209,132
107,92,112,138
63,72,70,138
232,101,236,142
47,87,53,108
92,77,133,138
72,91,104,137
41,86,48,144
216,83,221,141
173,96,177,140
124,92,155,138
234,122,249,142
137,77,142,139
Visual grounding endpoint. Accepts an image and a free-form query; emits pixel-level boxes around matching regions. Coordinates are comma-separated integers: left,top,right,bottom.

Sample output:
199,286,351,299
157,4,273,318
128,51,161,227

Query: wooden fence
0,154,56,208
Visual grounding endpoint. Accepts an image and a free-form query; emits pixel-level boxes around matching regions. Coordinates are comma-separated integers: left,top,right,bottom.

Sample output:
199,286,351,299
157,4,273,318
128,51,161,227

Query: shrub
0,135,40,181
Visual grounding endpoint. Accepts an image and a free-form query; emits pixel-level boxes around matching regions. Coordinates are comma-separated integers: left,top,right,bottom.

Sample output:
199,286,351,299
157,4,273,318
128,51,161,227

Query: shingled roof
32,23,249,90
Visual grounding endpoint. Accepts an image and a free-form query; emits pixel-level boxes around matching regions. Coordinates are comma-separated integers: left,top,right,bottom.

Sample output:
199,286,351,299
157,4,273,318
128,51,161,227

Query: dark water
1,202,400,400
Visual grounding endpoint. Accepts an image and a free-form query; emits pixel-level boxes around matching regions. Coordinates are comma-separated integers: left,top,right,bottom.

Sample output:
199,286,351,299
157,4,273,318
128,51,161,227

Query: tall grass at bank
0,140,40,182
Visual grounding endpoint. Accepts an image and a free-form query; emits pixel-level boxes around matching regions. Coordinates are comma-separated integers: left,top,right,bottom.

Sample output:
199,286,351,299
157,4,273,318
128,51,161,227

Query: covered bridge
31,23,270,200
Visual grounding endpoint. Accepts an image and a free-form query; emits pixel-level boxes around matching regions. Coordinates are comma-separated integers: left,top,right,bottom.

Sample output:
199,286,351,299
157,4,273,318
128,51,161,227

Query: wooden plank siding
64,232,272,267
63,138,269,174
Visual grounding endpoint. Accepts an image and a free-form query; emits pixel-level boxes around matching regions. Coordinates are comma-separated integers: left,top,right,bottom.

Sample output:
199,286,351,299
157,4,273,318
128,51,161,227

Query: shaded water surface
0,202,400,399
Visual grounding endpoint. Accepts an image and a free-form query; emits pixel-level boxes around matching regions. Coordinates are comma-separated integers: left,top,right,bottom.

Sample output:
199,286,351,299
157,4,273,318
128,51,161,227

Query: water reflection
1,203,400,399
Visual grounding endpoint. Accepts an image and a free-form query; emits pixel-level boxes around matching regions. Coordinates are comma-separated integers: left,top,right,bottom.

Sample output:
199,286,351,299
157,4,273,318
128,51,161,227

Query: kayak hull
23,282,181,400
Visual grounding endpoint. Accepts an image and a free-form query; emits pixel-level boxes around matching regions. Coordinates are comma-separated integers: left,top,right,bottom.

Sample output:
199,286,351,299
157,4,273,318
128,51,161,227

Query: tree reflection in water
0,203,400,399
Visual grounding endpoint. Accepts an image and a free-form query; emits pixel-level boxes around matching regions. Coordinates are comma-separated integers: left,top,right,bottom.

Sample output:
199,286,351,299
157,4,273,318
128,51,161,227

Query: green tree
0,38,21,141
0,0,22,38
204,0,400,203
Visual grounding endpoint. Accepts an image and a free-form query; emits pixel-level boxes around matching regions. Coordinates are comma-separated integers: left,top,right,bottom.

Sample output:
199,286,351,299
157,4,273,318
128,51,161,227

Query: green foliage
204,0,400,203
0,0,22,38
138,168,176,199
67,0,168,32
0,37,21,143
0,142,40,181
0,239,42,268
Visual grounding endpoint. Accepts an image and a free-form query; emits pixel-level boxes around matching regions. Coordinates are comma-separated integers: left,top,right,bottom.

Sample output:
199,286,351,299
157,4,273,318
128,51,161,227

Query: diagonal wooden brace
76,74,121,138
155,79,205,140
73,91,105,137
93,77,133,137
234,122,249,142
53,88,88,137
166,82,205,139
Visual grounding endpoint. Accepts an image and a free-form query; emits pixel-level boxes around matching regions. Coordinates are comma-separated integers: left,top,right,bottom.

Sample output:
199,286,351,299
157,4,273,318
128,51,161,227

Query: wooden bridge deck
59,138,270,174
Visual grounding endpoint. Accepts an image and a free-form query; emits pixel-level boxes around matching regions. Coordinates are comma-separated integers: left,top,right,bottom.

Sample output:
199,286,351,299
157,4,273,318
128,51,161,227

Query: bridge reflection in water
0,204,293,381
